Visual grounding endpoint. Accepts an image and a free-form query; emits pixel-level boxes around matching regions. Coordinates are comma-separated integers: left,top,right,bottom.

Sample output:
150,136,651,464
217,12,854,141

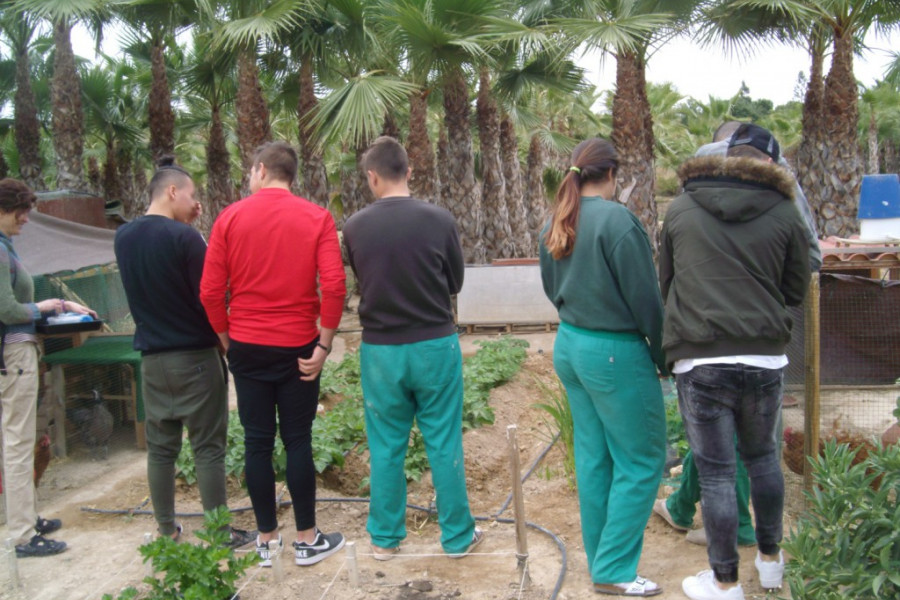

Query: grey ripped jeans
676,364,784,583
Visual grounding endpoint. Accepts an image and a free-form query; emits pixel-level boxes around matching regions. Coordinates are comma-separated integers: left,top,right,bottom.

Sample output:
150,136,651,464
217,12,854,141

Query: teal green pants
360,334,475,553
553,323,666,584
666,449,756,545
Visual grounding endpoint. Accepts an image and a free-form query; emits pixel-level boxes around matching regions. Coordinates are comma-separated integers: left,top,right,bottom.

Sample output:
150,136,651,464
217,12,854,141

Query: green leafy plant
102,507,258,600
663,379,689,458
533,376,576,488
175,338,528,486
176,411,246,485
781,441,900,600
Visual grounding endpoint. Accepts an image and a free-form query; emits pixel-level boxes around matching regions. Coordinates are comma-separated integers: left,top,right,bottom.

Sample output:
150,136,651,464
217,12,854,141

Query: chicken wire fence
33,263,140,464
782,270,900,517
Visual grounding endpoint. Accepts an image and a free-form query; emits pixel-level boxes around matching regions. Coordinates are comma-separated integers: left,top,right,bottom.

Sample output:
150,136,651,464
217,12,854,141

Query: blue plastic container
858,174,900,219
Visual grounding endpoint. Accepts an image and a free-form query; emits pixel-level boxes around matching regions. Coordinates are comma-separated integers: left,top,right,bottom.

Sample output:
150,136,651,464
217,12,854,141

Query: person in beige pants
0,178,95,557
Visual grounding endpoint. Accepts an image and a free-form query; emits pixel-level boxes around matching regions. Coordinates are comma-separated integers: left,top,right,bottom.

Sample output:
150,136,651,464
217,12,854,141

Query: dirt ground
1,331,793,600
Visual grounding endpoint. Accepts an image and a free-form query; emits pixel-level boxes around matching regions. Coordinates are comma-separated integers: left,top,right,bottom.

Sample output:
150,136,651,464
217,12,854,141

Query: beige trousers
0,342,40,543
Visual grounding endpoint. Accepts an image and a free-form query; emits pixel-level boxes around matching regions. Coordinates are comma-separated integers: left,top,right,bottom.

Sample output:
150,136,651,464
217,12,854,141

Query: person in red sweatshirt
200,141,346,568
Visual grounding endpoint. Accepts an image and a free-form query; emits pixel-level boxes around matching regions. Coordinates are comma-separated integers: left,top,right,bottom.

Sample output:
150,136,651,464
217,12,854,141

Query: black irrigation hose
81,435,568,599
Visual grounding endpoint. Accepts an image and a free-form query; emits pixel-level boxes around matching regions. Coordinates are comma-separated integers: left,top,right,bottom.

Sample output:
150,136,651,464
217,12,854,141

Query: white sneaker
754,550,784,589
682,570,744,600
255,534,283,568
653,498,689,532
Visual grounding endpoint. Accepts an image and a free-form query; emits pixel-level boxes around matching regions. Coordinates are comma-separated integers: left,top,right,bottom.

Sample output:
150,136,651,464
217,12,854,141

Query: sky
576,29,899,107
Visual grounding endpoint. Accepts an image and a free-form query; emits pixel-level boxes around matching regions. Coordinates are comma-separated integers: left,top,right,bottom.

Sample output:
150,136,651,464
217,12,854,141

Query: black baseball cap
728,123,780,162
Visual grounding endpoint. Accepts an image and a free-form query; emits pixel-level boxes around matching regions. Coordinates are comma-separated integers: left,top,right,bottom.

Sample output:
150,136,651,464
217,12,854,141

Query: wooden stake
345,541,359,588
506,425,530,587
143,533,153,578
803,274,821,495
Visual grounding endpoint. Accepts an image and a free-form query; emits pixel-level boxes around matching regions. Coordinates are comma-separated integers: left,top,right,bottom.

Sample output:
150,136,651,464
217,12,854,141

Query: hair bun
157,154,177,168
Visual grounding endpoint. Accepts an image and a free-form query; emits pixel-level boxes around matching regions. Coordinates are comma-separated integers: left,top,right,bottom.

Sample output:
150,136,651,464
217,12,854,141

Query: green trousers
553,323,666,584
666,448,756,545
360,334,475,553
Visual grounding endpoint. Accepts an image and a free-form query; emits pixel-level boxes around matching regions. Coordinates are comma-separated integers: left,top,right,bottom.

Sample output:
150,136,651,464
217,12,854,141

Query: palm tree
1,4,43,188
704,0,900,237
18,0,114,191
117,0,195,163
553,0,698,250
212,0,311,193
182,32,239,223
382,0,512,264
80,61,144,215
477,67,513,261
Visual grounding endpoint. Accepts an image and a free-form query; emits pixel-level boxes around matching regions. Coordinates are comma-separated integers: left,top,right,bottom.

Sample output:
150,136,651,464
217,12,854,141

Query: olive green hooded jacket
659,155,811,367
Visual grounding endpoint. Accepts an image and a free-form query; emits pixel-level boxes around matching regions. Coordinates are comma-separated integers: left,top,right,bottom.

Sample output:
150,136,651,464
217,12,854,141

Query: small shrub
663,379,689,459
533,377,576,488
103,506,258,600
781,441,900,600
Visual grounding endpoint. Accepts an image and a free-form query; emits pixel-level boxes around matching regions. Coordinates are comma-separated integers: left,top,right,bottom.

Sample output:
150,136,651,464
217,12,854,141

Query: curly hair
0,178,37,214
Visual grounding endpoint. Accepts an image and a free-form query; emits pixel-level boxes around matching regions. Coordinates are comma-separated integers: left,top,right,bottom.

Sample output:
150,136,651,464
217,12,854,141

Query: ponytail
543,138,619,260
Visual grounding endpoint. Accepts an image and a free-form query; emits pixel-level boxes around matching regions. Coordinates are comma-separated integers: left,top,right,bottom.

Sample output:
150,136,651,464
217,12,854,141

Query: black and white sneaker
293,529,345,566
256,534,283,568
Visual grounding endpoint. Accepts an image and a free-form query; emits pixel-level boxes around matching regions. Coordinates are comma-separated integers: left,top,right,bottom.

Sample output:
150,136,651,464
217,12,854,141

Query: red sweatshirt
200,187,346,347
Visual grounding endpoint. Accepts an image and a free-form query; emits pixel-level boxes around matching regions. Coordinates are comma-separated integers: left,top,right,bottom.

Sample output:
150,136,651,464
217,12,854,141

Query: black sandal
35,516,62,535
15,535,67,558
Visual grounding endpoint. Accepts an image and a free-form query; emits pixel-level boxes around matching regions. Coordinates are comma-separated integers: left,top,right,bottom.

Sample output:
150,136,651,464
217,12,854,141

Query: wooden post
5,538,20,590
506,425,530,587
345,541,359,588
803,274,821,494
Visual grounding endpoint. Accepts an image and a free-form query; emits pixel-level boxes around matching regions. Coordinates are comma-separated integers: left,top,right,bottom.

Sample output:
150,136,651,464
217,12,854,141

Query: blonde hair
544,138,618,259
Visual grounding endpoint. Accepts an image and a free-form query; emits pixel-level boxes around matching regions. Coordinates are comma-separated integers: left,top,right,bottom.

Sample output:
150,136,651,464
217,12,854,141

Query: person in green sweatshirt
539,138,667,597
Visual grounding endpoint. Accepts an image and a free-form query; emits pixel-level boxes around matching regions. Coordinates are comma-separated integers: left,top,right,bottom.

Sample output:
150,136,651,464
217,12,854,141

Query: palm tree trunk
0,152,7,179
501,115,531,256
51,19,85,191
525,133,547,255
407,90,438,204
298,59,329,207
339,142,372,224
820,29,863,237
14,42,42,189
102,140,121,206
436,126,450,211
236,48,272,196
611,50,658,251
206,103,234,223
443,67,483,264
867,109,878,174
797,39,827,234
148,38,175,162
477,68,512,261
116,148,134,212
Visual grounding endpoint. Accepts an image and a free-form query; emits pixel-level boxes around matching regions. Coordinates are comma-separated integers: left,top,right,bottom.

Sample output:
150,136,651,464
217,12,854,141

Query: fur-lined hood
676,155,796,223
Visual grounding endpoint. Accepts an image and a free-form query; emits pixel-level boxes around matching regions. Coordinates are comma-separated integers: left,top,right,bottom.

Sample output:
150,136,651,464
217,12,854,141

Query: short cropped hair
147,155,192,199
252,141,298,185
362,136,408,181
0,178,37,214
713,121,743,143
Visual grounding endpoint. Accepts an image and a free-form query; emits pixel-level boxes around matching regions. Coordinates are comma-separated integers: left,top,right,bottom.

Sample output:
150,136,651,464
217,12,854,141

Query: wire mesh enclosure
783,266,900,520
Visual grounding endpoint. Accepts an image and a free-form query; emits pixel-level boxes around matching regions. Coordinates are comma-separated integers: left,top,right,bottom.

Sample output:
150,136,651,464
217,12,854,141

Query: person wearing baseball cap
659,124,811,600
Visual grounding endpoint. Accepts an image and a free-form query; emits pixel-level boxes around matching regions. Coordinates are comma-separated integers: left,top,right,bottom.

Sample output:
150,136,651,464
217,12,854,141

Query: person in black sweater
343,136,481,561
114,157,254,548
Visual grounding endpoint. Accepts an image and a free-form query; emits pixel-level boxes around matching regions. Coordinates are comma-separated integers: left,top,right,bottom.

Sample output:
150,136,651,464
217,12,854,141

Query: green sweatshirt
540,197,666,373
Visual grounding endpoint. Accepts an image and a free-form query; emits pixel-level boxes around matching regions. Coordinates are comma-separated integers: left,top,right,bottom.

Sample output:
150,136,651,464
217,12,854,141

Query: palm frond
309,71,419,148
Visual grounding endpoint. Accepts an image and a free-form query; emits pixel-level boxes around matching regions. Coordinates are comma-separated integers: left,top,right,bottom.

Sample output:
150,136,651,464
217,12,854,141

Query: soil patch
2,335,777,600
